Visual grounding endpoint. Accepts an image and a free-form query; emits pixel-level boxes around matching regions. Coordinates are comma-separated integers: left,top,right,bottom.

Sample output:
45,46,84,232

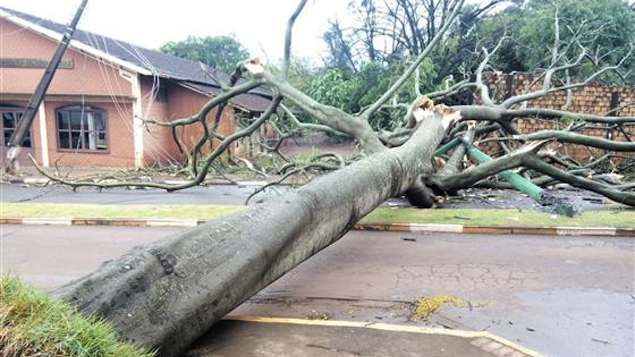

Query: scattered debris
526,327,535,332
306,344,361,356
453,216,471,220
410,295,468,321
305,310,331,320
401,237,417,242
591,338,610,345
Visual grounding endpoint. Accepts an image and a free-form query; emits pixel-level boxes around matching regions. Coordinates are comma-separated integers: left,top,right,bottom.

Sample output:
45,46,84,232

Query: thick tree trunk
53,113,447,356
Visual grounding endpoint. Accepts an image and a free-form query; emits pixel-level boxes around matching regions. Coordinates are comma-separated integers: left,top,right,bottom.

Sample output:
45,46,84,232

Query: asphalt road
1,225,633,356
0,183,259,205
0,183,611,210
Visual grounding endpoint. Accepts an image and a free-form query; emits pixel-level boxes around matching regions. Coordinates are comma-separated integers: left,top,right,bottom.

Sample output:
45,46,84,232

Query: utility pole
5,0,88,173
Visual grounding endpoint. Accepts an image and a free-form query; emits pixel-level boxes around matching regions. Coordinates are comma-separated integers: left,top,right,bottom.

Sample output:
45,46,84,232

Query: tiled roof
0,6,271,112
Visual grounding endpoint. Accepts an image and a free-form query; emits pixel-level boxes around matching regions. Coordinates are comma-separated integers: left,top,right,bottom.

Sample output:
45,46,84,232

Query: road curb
1,217,632,237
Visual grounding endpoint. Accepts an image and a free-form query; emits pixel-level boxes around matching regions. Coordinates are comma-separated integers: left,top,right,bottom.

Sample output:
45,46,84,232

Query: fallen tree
35,1,634,355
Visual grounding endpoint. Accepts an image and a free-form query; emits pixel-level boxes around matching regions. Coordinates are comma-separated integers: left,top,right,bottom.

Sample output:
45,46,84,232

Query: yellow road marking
225,315,543,357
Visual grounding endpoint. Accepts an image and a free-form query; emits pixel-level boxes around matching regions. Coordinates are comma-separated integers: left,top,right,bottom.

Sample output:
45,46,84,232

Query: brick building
0,7,271,168
482,72,635,162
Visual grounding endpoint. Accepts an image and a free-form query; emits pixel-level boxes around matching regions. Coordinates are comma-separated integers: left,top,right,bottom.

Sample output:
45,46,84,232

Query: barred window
56,105,108,151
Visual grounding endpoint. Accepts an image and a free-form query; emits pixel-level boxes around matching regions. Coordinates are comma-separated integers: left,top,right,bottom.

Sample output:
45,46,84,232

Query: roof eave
0,8,153,76
177,81,263,114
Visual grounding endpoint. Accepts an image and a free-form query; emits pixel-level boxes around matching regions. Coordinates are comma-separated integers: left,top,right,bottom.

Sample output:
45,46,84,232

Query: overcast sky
2,0,350,64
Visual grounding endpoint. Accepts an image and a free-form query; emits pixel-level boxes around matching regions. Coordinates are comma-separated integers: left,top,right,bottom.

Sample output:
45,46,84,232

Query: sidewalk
187,317,540,357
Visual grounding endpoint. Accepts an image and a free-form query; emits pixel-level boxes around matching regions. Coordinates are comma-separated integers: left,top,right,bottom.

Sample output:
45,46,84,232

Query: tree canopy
160,35,249,73
466,0,635,81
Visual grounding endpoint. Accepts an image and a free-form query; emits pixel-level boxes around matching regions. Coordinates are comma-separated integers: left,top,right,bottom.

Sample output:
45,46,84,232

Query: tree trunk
53,113,447,356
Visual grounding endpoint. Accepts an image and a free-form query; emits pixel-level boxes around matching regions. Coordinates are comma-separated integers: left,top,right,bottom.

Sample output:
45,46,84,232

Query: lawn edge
2,217,632,237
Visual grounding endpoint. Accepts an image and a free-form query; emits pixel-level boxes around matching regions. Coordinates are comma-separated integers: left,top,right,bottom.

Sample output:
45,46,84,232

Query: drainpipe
38,103,50,167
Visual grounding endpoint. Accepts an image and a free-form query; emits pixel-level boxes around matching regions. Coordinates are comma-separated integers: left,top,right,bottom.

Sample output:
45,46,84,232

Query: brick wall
479,73,635,163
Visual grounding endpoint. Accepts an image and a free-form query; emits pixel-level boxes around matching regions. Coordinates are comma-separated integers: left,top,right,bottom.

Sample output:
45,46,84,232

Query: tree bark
54,112,448,357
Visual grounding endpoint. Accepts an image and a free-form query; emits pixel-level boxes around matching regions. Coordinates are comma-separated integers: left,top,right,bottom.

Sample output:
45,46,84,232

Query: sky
1,0,351,64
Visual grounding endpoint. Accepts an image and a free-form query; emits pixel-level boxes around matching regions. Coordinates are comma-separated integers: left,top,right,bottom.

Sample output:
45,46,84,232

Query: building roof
180,82,273,113
0,6,271,113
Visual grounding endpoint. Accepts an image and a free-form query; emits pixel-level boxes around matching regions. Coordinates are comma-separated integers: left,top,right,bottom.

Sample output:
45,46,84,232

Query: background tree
475,0,635,82
160,35,249,73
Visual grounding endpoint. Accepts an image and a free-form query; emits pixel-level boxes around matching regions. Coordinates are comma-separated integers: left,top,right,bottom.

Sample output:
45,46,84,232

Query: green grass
0,276,154,357
0,203,244,220
1,203,633,228
362,207,635,228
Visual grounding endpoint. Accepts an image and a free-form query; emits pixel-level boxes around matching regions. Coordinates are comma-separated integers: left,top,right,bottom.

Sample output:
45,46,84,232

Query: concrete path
1,225,633,356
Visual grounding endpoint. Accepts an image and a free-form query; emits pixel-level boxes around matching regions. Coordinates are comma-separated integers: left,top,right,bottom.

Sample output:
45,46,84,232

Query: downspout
38,103,50,167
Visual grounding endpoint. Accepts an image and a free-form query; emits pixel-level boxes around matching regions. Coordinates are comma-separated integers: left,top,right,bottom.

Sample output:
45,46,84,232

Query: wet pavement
0,183,259,205
0,182,617,212
186,319,525,357
1,225,633,356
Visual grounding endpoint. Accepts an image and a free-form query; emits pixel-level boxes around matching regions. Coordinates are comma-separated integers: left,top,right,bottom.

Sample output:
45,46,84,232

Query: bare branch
359,0,465,119
283,0,309,79
511,130,635,152
522,154,635,206
474,34,507,107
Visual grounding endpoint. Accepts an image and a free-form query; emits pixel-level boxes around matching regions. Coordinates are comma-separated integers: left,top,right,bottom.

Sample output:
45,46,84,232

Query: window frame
55,105,110,154
0,105,32,148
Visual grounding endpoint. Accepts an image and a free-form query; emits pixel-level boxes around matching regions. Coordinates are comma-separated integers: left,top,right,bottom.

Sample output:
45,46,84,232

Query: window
1,108,31,148
56,105,107,151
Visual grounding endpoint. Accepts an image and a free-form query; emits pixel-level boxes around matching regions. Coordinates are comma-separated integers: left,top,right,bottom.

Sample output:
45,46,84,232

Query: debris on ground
591,338,610,345
305,310,332,320
410,295,468,321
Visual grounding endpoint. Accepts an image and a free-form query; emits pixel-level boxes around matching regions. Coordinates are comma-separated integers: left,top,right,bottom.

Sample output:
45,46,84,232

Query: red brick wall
165,83,234,159
0,18,132,98
43,100,136,167
139,77,176,166
480,73,635,162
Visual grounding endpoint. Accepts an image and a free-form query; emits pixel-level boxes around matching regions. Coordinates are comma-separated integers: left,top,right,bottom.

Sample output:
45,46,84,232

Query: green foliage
0,276,154,357
560,114,578,126
477,0,635,81
160,35,249,72
303,59,440,131
307,69,358,113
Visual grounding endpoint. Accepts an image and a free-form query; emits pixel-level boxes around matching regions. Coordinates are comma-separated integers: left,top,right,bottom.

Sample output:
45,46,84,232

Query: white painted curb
556,227,617,236
22,178,50,185
409,223,464,233
146,219,199,228
22,217,72,226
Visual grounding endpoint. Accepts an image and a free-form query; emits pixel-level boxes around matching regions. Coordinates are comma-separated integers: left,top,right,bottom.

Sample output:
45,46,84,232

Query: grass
0,203,244,221
1,203,633,228
0,276,153,357
361,207,635,228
